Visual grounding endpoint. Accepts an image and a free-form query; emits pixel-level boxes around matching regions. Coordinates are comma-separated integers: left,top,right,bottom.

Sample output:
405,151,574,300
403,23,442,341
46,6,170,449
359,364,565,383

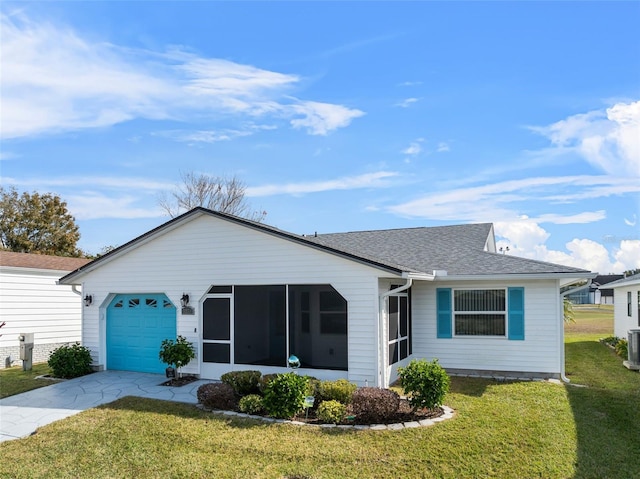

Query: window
454,289,506,336
388,289,411,365
628,292,633,317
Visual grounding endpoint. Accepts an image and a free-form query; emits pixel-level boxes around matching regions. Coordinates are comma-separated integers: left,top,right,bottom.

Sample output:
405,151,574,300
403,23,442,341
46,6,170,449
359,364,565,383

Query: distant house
59,207,594,386
606,274,640,339
566,274,623,305
0,251,91,368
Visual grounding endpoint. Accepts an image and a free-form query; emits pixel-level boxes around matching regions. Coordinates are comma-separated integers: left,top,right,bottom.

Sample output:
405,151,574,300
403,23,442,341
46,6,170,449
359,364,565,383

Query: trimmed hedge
262,373,309,419
221,370,262,396
48,342,93,379
317,379,356,405
351,387,400,423
197,382,237,410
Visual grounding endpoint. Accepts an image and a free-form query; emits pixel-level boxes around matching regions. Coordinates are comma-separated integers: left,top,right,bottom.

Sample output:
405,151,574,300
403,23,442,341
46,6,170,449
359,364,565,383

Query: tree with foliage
563,298,575,323
0,187,81,257
158,172,266,221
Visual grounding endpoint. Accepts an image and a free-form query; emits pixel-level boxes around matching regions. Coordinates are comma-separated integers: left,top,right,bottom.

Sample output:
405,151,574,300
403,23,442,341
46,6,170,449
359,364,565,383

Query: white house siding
0,267,83,368
409,279,562,379
613,283,640,339
78,215,388,384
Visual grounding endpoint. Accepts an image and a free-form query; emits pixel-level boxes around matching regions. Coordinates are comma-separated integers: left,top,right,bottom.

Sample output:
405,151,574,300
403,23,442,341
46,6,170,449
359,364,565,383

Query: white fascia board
434,272,598,283
609,278,640,288
0,266,71,276
402,272,437,281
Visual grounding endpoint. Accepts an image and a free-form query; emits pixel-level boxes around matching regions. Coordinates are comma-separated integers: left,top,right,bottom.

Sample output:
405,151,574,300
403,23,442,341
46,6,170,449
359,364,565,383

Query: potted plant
159,335,195,383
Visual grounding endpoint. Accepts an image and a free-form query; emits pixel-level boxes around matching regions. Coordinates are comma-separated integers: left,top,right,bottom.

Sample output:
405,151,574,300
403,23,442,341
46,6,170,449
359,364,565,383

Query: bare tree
158,172,266,222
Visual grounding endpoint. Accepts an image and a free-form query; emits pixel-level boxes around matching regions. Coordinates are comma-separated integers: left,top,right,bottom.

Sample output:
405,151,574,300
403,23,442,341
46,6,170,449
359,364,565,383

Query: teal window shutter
508,287,525,340
436,288,452,338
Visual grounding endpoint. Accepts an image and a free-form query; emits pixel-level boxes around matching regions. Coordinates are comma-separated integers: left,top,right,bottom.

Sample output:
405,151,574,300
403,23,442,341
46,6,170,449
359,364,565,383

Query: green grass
1,306,638,478
0,363,58,399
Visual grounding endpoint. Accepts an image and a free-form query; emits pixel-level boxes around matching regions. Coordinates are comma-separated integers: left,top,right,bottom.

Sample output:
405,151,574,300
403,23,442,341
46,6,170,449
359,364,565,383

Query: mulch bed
160,375,199,387
237,398,443,426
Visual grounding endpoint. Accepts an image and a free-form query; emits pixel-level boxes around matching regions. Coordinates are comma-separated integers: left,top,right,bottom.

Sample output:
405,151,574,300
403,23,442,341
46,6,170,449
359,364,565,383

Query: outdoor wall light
84,295,93,307
180,294,190,307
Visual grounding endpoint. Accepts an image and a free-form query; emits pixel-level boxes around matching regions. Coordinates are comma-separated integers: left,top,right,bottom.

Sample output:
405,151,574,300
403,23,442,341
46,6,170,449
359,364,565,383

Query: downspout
71,284,82,296
559,279,593,383
378,279,413,388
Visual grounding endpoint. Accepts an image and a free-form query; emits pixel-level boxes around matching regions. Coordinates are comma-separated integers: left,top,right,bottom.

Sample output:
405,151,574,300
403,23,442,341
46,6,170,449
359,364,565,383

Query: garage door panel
107,294,176,374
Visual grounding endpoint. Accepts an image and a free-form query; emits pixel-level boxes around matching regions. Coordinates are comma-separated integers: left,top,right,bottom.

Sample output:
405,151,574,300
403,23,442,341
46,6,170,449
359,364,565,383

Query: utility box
624,329,640,371
18,333,34,371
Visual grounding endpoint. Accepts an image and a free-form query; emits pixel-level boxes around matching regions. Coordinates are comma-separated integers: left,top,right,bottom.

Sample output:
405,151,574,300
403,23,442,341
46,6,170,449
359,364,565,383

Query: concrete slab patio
0,370,211,443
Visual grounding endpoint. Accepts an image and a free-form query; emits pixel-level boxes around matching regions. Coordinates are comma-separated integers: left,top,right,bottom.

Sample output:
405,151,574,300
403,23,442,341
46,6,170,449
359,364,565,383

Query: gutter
558,279,593,383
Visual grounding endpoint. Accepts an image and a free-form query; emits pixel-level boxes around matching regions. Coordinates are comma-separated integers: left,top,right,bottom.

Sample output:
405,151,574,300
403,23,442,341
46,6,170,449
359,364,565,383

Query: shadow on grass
564,341,640,479
448,376,494,397
97,396,364,433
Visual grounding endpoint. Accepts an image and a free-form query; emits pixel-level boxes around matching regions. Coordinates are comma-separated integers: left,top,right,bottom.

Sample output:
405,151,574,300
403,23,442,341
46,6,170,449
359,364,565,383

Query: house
566,274,623,305
606,274,640,339
59,207,595,387
0,251,91,368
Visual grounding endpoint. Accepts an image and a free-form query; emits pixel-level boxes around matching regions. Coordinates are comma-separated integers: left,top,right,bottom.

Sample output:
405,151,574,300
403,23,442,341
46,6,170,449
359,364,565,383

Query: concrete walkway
0,371,211,442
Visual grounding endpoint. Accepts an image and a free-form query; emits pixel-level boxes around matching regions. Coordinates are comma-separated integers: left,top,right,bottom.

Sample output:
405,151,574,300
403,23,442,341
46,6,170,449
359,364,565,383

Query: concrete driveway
0,371,211,442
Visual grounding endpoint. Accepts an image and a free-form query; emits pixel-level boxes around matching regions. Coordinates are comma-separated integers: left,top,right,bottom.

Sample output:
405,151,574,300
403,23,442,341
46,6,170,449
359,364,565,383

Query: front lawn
0,363,58,399
1,305,638,478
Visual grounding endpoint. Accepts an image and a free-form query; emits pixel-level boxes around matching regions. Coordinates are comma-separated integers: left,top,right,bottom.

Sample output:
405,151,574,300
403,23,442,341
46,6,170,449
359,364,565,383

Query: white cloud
494,219,640,273
152,124,277,144
395,97,420,108
66,192,164,220
388,175,638,223
529,100,640,177
397,81,423,87
3,175,175,191
246,171,399,197
0,12,364,140
437,142,450,153
289,101,365,136
402,140,422,156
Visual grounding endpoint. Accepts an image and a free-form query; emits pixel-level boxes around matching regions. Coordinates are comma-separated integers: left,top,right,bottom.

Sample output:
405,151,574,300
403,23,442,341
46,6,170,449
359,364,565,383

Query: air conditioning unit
624,329,640,371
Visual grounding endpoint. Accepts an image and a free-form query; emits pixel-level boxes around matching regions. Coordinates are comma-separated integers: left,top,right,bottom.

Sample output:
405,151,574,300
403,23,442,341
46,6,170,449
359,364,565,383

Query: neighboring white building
0,251,91,368
607,274,640,339
59,208,595,387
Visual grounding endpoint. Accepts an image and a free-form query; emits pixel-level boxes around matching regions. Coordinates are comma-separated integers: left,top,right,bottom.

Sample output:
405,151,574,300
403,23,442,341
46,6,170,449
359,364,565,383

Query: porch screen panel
234,285,286,366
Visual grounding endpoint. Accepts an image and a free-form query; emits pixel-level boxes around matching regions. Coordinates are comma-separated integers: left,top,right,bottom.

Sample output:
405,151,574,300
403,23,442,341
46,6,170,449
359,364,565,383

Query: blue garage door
107,294,176,374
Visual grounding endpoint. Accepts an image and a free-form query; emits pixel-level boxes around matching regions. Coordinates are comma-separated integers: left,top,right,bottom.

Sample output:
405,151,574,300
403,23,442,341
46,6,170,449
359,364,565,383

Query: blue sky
1,1,639,274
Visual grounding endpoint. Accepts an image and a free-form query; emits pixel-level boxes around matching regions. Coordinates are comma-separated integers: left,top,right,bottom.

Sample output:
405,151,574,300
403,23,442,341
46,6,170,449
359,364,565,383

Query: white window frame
453,288,507,337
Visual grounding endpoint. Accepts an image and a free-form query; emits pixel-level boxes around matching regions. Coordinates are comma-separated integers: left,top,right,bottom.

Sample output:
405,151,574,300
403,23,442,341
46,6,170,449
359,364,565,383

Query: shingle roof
0,251,91,271
308,224,590,276
59,207,592,283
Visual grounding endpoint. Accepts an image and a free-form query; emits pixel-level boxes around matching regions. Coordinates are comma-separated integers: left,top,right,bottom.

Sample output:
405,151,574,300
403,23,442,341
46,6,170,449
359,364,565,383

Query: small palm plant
563,298,575,323
159,336,195,381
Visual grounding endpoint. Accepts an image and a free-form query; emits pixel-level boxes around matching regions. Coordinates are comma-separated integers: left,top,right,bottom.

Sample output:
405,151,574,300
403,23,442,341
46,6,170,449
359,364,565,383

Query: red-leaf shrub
351,387,400,423
197,382,237,410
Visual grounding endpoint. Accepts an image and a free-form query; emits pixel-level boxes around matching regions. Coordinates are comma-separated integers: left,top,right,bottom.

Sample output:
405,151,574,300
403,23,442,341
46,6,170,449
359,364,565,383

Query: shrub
317,400,347,424
317,379,357,405
221,370,262,396
258,373,280,393
197,382,237,410
351,387,400,423
159,336,195,377
238,394,264,415
262,373,309,419
615,339,629,359
398,358,450,410
600,336,620,348
48,342,93,379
